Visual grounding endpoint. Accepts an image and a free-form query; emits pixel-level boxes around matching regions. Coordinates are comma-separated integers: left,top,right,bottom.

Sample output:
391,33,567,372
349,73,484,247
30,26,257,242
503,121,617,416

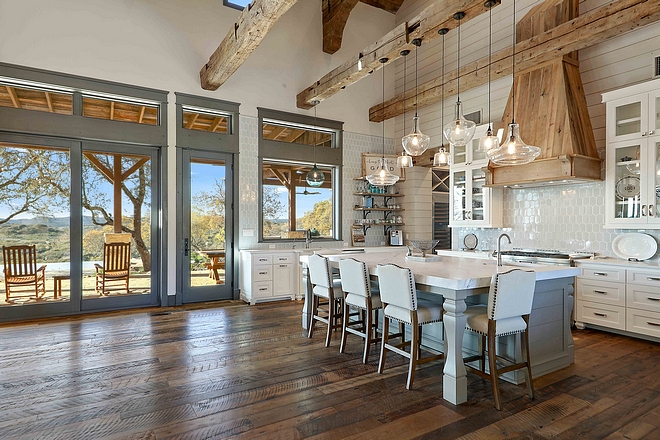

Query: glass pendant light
367,58,400,187
443,12,476,147
402,38,430,156
486,0,541,165
479,1,500,153
306,100,326,187
434,28,451,167
397,49,414,168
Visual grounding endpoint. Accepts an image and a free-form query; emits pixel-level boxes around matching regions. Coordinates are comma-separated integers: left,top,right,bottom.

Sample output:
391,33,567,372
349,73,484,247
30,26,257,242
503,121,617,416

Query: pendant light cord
457,16,461,102
414,43,419,118
441,33,445,147
512,0,516,124
313,103,318,163
488,5,492,130
382,61,385,158
403,53,406,134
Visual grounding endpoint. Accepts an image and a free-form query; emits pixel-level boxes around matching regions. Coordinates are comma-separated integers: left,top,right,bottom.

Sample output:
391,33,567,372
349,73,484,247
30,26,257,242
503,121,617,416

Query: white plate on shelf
612,233,657,260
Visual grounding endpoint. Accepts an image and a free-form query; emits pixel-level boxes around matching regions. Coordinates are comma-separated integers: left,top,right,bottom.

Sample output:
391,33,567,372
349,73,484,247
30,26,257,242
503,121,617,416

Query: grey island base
300,249,579,405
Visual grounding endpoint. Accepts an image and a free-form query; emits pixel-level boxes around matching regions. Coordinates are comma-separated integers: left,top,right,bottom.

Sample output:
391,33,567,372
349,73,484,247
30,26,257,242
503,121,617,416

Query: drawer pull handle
648,297,660,302
259,272,267,275
594,272,608,276
647,321,660,327
594,312,607,317
593,290,607,295
258,258,268,262
280,265,287,268
647,277,660,282
259,288,268,291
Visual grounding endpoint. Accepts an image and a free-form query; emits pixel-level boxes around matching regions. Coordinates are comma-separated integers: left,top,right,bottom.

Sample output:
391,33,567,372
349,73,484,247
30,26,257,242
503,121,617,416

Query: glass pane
613,144,641,219
615,102,641,137
81,152,152,297
472,169,486,221
453,143,467,166
262,122,333,147
0,84,72,115
453,170,467,221
189,159,226,287
655,96,660,134
0,142,71,307
471,137,487,162
82,97,158,125
183,110,229,134
262,161,334,240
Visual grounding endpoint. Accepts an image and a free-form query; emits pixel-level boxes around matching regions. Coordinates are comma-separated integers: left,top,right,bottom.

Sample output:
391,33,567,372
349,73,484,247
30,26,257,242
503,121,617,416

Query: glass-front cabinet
603,79,660,228
451,128,489,167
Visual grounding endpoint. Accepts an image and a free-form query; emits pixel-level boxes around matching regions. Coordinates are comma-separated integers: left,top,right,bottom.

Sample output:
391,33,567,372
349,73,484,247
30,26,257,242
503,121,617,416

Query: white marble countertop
240,246,403,254
435,249,495,260
302,249,579,291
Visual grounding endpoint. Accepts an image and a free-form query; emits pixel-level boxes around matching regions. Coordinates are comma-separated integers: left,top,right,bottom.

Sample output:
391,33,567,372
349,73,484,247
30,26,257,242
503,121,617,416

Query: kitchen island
300,249,579,405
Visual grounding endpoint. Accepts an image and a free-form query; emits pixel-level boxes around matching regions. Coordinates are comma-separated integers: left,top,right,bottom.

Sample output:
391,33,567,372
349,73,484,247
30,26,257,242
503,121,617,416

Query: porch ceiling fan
296,188,321,195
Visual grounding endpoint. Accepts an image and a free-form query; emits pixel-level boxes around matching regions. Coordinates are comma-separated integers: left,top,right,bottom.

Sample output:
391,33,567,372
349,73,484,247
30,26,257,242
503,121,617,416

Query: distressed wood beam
323,0,360,54
200,0,299,90
370,0,660,122
6,86,20,108
360,0,405,14
44,92,54,112
297,0,500,109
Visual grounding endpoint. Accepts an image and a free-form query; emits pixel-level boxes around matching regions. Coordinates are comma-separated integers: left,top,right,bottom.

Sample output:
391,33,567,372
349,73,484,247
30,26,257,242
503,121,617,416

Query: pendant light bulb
478,126,500,152
480,1,500,153
398,49,413,168
367,58,400,187
306,100,326,187
443,12,476,147
402,38,430,156
433,146,450,167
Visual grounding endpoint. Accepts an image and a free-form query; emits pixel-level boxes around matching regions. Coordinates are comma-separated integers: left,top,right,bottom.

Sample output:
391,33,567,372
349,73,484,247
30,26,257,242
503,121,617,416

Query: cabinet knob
650,130,656,135
649,205,654,217
642,132,647,136
642,205,648,217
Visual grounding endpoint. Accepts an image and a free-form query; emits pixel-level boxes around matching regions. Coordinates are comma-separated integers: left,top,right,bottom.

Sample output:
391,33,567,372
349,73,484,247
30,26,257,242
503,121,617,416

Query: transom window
182,106,230,134
0,81,73,115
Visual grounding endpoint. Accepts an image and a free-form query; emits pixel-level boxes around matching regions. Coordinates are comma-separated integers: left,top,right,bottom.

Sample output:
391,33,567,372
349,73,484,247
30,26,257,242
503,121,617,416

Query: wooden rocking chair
94,242,131,295
2,245,47,302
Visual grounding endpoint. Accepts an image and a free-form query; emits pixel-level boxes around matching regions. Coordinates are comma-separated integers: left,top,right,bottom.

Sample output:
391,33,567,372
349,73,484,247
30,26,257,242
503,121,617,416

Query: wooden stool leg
308,295,318,339
487,321,503,410
479,334,486,372
407,315,419,390
339,301,349,354
363,304,372,364
522,317,535,400
378,315,390,374
325,294,334,348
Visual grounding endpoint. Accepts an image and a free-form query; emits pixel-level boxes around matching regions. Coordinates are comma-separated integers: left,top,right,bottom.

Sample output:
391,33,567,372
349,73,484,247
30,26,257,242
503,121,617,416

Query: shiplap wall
395,0,660,244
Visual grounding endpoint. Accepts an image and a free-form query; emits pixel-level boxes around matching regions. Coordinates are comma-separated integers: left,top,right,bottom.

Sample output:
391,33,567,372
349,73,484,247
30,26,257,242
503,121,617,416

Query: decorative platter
463,233,478,250
612,232,657,261
615,176,640,199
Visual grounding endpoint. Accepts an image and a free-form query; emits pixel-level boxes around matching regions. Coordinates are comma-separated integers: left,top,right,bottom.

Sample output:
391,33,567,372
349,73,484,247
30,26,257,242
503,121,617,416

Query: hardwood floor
1,300,659,439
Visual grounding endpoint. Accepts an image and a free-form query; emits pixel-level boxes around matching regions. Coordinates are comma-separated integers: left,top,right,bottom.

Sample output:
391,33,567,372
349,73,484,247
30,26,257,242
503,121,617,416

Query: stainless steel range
496,249,594,266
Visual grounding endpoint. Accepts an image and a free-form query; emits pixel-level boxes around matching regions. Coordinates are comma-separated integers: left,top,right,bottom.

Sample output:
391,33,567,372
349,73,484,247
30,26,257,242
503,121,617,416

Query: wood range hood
484,0,602,188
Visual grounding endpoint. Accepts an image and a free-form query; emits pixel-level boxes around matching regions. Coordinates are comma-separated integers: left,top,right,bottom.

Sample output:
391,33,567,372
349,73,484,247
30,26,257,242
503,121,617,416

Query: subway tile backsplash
452,181,660,262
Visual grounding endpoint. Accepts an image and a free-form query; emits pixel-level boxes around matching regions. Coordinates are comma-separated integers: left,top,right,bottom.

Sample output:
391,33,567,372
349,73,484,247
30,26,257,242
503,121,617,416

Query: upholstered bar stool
338,258,382,363
463,268,537,410
307,253,344,347
376,264,444,390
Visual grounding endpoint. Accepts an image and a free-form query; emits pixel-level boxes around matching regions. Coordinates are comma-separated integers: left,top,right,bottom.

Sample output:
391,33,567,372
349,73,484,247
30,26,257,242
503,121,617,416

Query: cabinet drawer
580,267,625,282
253,281,273,298
576,300,625,330
626,308,660,338
274,254,294,264
254,255,273,265
253,265,272,281
576,278,625,306
627,269,660,288
627,285,660,313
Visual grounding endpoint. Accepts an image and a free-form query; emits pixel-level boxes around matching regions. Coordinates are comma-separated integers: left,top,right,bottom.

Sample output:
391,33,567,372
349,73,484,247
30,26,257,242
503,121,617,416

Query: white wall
395,0,660,256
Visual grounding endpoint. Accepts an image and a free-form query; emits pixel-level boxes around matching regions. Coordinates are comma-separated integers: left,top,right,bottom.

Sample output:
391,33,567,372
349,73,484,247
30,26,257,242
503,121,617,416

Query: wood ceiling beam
109,101,115,120
297,0,500,109
138,106,146,124
264,125,288,140
283,129,306,143
360,0,405,14
185,113,199,129
370,0,660,122
209,117,223,132
200,0,299,90
323,0,360,55
6,86,20,108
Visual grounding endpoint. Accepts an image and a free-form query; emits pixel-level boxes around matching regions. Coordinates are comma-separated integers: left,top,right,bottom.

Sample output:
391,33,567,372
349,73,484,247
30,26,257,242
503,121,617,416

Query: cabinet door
650,90,660,137
607,93,648,143
606,139,647,226
469,167,488,224
273,263,294,297
452,143,469,166
450,169,470,224
647,136,660,224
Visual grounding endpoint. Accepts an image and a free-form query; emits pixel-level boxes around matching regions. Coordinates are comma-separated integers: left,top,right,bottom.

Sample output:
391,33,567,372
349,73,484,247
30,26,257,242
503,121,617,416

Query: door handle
184,238,189,257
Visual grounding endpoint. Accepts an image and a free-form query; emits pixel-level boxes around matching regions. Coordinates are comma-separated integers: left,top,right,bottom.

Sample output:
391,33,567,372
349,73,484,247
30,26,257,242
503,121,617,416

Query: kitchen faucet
305,229,313,249
496,233,511,267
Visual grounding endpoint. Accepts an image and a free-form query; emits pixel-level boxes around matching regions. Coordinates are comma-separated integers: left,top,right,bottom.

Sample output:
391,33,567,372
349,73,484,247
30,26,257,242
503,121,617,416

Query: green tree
191,179,225,251
262,185,286,237
299,199,332,236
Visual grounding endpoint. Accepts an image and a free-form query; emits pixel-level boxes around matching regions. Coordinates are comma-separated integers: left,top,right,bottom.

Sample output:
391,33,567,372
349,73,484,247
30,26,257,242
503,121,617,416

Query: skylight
224,0,251,9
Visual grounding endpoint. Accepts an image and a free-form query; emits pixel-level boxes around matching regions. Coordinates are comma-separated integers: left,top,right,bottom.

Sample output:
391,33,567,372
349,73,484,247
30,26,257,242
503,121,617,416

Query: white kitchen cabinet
603,80,660,228
240,251,296,305
575,261,660,340
449,124,503,228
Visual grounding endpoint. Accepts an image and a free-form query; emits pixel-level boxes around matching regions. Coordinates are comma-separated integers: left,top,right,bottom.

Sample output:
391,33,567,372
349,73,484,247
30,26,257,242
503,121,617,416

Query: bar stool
376,264,444,390
463,268,537,410
338,258,382,364
307,253,343,347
